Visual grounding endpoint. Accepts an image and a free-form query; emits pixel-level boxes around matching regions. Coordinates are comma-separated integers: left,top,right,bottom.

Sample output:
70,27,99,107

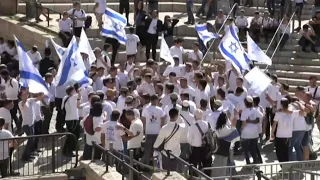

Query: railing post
288,168,293,180
183,164,188,178
51,136,56,173
189,164,194,180
91,142,95,162
121,159,125,180
105,150,109,173
47,9,50,27
129,150,134,180
166,150,170,176
109,142,113,166
311,174,315,180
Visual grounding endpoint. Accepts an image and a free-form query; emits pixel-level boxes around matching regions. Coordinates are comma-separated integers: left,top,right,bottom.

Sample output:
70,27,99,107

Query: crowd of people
0,0,319,179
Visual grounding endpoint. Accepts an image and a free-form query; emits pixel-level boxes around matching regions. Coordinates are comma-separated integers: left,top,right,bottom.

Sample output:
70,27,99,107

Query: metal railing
23,0,62,27
1,132,78,177
202,159,320,179
92,142,153,180
201,3,239,64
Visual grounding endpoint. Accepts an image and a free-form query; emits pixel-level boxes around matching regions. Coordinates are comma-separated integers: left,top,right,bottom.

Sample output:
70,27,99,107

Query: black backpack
195,123,219,158
61,96,71,120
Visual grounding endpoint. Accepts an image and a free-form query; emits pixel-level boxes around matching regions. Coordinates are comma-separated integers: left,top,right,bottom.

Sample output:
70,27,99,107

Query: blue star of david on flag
229,42,238,53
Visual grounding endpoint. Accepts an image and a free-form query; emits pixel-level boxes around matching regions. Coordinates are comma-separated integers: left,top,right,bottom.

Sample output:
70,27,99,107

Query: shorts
301,130,310,147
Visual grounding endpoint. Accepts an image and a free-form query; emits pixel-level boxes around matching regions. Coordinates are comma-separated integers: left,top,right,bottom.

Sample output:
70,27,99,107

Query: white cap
182,100,190,107
246,96,253,103
194,109,203,120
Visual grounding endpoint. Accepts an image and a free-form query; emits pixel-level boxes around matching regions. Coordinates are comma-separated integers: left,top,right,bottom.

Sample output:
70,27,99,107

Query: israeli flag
14,36,48,95
101,7,127,45
218,24,250,73
79,28,96,65
55,36,89,87
50,38,66,61
195,24,220,45
222,128,240,143
246,32,272,65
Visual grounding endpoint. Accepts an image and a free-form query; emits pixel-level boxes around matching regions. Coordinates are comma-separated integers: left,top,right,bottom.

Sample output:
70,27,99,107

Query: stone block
151,172,187,180
0,0,18,16
2,173,68,180
80,160,123,180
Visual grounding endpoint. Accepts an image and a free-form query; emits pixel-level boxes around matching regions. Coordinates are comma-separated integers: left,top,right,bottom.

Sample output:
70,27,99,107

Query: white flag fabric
244,67,272,96
79,28,96,65
247,32,272,65
15,35,49,95
55,36,89,87
195,23,220,45
101,7,127,45
218,24,250,73
160,33,174,65
50,38,66,61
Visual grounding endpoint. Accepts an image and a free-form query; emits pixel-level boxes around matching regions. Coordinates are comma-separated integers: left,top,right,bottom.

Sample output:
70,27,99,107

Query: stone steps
17,2,313,17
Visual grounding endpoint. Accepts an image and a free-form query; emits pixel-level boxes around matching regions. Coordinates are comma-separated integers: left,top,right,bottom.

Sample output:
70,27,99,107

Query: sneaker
184,21,191,25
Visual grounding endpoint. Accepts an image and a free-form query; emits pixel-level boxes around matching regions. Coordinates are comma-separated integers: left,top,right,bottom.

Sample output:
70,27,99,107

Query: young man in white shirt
170,38,185,64
61,85,82,157
42,73,56,134
94,0,106,31
187,109,212,176
141,94,166,165
0,118,16,178
249,11,262,42
235,9,248,41
67,2,87,37
126,27,140,58
153,108,182,171
27,45,42,69
59,11,73,47
0,70,20,134
188,42,203,62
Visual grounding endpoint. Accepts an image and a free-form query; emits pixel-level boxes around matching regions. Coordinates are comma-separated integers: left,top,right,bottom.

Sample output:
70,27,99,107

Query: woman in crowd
163,15,179,47
135,1,147,47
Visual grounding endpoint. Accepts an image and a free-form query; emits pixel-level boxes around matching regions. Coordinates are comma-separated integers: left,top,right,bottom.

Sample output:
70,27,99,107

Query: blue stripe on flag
195,25,207,31
78,76,89,87
105,9,127,25
220,43,244,72
101,28,127,43
58,42,77,86
15,39,26,52
230,26,251,64
222,129,240,142
20,71,48,90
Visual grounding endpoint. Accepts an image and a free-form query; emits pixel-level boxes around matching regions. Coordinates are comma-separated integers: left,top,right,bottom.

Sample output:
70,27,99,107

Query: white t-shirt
180,111,195,143
0,43,8,55
291,104,307,131
59,19,72,32
2,78,19,100
19,98,37,126
205,111,222,131
241,108,263,139
274,111,297,138
67,9,87,27
126,34,140,55
137,82,155,95
127,118,144,149
194,88,209,108
33,101,42,122
0,107,12,133
307,86,320,104
95,0,106,14
81,115,104,145
170,46,185,64
0,129,14,160
164,104,182,124
62,95,79,121
227,70,238,91
116,96,126,113
163,65,186,77
101,121,126,151
142,105,165,134
235,16,248,27
266,84,280,107
226,94,245,107
188,51,203,61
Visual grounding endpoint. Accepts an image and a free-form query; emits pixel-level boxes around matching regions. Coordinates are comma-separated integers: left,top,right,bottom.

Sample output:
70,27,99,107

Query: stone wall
2,173,68,180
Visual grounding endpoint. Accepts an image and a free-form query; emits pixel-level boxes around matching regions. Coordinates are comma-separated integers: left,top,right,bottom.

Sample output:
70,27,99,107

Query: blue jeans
22,125,34,159
289,131,305,161
186,1,195,23
241,138,261,164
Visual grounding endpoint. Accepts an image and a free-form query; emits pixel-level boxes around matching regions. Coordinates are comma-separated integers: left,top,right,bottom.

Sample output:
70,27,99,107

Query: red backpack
83,115,94,135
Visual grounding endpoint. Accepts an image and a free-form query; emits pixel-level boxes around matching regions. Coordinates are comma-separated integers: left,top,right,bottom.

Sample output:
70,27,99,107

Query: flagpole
200,3,238,66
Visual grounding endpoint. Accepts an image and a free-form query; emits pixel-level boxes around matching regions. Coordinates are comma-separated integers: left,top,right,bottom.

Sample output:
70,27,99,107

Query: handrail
23,0,62,27
201,3,238,64
92,142,151,180
167,150,212,180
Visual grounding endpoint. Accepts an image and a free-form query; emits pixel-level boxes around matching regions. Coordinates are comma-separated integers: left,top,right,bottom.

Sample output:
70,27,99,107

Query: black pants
189,146,212,176
146,33,158,60
73,27,82,38
10,100,21,132
0,158,8,178
262,28,272,42
238,27,248,41
63,120,80,154
41,103,53,134
55,98,65,131
33,120,42,150
241,138,262,164
249,26,261,42
9,147,14,173
265,107,275,139
298,36,316,51
82,144,103,160
58,31,72,47
275,137,291,163
105,37,120,66
119,1,129,24
136,25,146,46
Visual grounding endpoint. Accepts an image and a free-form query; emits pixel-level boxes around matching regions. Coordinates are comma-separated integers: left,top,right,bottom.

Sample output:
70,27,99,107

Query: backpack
0,78,13,88
195,123,219,157
61,96,71,119
83,115,94,135
72,9,92,30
